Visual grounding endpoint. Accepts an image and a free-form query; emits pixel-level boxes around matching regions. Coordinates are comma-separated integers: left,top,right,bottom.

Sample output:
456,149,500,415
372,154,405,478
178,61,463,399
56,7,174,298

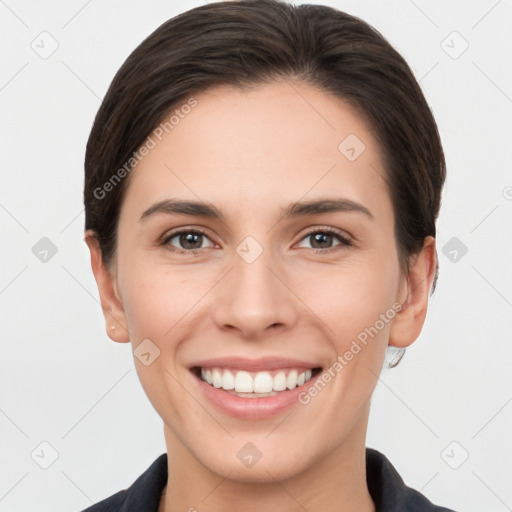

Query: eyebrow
139,197,374,223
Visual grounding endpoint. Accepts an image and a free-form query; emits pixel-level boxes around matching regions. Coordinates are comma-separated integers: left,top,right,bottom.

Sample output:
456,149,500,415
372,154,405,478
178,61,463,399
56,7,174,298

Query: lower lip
191,370,321,420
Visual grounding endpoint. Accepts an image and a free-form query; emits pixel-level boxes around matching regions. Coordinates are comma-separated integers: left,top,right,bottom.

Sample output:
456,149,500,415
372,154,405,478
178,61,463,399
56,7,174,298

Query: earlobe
84,230,130,343
389,236,437,348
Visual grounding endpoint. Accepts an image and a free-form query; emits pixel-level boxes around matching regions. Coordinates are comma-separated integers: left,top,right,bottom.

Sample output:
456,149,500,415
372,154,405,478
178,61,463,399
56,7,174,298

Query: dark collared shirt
80,447,460,511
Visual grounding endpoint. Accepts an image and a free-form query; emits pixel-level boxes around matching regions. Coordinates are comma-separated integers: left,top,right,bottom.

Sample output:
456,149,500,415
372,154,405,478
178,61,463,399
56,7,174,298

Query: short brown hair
84,0,445,288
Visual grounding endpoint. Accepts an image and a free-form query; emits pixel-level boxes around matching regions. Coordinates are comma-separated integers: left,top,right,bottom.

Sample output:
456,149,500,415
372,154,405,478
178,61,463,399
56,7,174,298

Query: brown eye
163,229,214,253
297,229,352,252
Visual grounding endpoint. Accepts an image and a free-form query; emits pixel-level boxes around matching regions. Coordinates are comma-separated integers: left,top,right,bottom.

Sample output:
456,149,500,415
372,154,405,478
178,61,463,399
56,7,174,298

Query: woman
81,0,458,510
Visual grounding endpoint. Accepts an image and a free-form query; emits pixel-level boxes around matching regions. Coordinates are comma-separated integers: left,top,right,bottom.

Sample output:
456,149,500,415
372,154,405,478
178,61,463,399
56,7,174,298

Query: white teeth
253,372,273,393
198,367,316,393
229,390,278,398
212,368,223,388
234,370,253,392
201,368,213,385
222,370,235,390
273,371,287,391
286,369,298,390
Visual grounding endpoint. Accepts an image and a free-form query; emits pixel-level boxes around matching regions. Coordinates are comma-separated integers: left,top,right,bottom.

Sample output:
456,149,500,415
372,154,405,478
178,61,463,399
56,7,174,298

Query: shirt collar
106,447,455,512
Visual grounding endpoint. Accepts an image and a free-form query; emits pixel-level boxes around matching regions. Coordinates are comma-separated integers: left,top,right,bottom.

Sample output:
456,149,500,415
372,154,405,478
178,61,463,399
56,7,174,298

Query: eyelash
161,227,353,255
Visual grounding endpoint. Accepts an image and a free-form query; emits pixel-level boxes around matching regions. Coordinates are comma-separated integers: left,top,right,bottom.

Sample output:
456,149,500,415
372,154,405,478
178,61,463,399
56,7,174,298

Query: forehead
121,80,391,221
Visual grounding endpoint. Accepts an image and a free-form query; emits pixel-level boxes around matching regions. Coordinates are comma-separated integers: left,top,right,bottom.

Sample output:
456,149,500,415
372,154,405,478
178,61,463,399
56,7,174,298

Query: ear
84,230,130,343
389,236,437,348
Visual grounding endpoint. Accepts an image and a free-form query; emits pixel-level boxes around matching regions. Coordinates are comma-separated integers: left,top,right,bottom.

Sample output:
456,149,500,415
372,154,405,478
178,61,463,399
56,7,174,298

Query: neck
160,407,375,512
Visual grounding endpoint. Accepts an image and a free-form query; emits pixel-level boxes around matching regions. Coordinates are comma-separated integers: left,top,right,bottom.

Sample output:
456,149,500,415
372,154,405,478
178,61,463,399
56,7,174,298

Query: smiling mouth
191,366,322,398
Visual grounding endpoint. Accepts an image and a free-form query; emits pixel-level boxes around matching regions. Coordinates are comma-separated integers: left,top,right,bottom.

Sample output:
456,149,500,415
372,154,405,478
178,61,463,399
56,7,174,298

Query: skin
86,80,436,512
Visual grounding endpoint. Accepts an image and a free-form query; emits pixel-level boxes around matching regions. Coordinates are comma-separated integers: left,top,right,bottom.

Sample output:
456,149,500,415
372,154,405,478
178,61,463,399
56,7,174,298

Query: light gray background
1,1,511,511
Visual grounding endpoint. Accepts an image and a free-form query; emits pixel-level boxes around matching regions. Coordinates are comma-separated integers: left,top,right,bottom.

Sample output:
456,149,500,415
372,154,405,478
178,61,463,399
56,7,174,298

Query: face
89,80,432,483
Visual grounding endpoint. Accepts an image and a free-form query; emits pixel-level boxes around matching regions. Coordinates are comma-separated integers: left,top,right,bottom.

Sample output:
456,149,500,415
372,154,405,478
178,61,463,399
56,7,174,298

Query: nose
212,246,299,339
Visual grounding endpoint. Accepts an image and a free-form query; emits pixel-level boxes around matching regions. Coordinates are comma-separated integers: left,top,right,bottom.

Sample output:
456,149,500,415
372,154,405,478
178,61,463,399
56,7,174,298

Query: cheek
294,254,399,402
117,242,205,341
117,256,203,423
295,255,400,338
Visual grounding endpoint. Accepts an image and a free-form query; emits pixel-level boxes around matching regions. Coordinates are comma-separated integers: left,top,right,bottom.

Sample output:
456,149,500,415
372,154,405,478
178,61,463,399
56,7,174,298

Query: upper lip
189,356,322,372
